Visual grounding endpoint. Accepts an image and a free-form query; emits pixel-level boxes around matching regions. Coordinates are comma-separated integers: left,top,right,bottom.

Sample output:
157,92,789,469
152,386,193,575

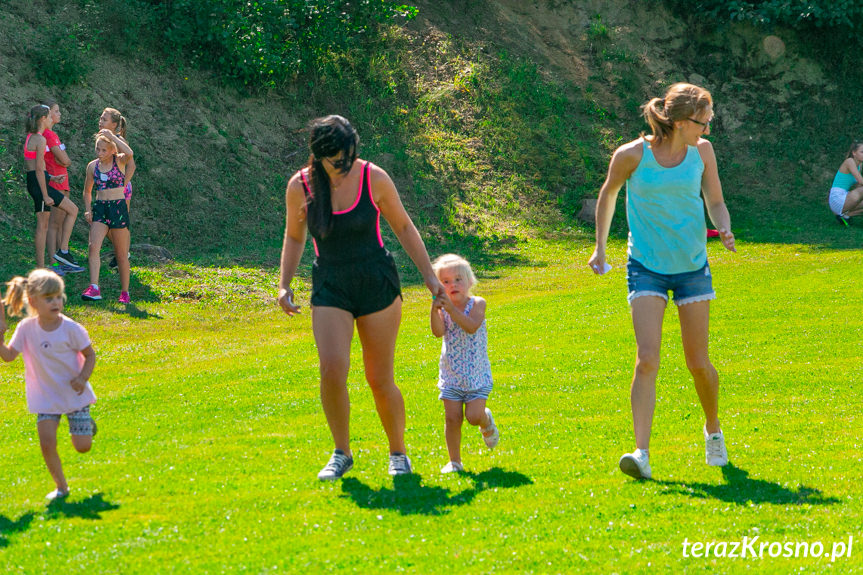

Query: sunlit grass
0,238,860,573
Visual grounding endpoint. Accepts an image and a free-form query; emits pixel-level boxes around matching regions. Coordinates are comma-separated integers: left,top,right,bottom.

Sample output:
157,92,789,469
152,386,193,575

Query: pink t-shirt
43,129,70,192
8,315,96,414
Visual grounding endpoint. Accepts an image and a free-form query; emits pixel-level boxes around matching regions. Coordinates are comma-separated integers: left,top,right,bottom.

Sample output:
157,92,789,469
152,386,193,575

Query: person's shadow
0,492,118,548
120,302,161,319
654,462,841,506
0,512,36,548
45,492,120,520
340,467,533,515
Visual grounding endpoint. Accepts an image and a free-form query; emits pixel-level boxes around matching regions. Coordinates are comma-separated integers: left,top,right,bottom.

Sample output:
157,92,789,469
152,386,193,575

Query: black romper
301,161,402,317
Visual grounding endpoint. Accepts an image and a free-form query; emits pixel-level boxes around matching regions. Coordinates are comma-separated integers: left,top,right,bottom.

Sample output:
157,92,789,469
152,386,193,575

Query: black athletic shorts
92,199,129,229
26,171,65,213
311,251,402,318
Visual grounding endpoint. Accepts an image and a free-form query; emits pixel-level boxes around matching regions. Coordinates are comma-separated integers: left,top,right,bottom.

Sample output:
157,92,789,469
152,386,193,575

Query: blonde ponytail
3,269,66,317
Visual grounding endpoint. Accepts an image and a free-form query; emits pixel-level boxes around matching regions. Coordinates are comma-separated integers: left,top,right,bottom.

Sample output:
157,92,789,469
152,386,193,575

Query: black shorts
92,199,129,229
26,171,65,213
312,252,402,318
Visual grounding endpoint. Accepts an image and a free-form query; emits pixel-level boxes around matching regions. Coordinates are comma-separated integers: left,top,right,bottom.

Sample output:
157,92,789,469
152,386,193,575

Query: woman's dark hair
847,140,863,159
25,104,50,134
305,115,359,238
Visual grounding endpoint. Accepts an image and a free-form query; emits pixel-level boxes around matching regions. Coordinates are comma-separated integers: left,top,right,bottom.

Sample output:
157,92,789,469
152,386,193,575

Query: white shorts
829,187,848,216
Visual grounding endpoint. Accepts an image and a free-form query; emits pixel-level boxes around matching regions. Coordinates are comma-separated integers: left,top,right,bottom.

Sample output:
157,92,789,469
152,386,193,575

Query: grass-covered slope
1,0,862,290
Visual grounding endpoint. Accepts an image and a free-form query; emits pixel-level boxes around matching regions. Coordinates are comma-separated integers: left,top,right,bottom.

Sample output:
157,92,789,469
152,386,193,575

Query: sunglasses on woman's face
322,156,352,172
687,116,713,132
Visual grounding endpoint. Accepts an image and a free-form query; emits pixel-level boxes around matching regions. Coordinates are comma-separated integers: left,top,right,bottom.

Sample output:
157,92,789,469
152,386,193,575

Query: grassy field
1,237,861,573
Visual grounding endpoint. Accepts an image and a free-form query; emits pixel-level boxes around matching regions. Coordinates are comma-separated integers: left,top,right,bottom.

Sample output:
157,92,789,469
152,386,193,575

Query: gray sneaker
704,427,728,466
317,449,353,481
388,453,412,476
619,449,652,479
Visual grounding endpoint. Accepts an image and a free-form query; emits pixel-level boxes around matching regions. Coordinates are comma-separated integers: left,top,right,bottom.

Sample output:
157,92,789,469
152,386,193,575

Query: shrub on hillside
668,0,863,30
26,25,91,87
136,0,418,88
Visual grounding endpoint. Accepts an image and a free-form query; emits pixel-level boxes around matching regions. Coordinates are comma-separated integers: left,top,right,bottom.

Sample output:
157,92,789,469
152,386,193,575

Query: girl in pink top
0,269,97,501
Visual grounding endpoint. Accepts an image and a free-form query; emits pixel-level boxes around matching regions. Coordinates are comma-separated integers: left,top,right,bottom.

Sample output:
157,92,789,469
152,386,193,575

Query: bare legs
35,212,51,268
842,186,863,217
312,298,408,459
87,223,130,292
87,222,110,285
111,228,131,292
678,301,720,434
45,197,78,259
443,398,490,464
629,297,719,451
312,307,355,456
630,296,665,451
38,419,91,494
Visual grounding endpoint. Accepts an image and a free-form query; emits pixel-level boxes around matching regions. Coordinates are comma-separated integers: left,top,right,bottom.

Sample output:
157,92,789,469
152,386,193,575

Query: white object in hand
591,262,613,275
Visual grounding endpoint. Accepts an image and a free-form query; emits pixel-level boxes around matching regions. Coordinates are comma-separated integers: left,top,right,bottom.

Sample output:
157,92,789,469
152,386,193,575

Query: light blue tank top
831,165,860,191
626,139,707,275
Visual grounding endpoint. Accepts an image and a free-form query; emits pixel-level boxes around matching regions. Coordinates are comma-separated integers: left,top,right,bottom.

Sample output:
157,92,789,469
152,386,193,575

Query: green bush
135,0,418,88
670,0,863,30
26,25,91,87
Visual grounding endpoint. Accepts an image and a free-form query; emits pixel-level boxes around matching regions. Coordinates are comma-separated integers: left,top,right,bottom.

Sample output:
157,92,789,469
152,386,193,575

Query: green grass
1,238,861,573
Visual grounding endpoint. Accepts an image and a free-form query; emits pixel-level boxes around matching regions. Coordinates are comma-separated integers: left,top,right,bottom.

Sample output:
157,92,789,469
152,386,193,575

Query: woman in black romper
278,115,445,480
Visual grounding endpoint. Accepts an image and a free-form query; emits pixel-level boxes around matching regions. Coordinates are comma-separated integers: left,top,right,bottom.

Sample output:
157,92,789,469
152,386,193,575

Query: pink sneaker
118,291,130,304
81,285,102,301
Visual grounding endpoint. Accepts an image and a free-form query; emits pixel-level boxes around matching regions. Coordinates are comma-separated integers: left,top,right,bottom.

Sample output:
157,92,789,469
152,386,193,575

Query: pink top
44,129,69,192
23,133,49,161
8,315,96,414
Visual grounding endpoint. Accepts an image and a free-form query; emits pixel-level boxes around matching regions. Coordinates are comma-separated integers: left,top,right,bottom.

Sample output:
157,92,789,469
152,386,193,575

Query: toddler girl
0,269,97,500
430,254,499,474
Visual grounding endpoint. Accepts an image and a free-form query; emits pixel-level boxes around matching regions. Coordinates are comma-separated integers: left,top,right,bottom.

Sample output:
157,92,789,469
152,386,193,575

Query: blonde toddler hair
3,269,66,317
432,254,477,291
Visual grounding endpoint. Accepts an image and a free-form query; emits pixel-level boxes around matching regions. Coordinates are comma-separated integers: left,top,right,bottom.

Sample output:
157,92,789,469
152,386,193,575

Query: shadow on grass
0,512,36,548
340,467,532,515
655,463,841,506
120,303,161,319
45,492,120,520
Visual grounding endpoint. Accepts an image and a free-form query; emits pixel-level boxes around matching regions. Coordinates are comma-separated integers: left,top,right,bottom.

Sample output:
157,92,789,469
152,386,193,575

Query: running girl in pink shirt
0,269,97,500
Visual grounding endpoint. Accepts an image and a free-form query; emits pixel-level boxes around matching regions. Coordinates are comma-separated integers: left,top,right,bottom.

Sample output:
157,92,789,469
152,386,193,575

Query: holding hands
425,274,446,302
432,291,448,312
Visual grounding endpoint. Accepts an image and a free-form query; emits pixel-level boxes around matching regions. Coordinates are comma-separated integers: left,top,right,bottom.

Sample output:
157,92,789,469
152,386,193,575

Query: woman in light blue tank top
588,83,736,481
827,140,863,225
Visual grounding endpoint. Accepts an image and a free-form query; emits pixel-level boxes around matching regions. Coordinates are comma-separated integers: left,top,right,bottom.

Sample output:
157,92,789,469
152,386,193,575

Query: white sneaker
388,453,412,476
619,449,652,479
441,461,465,473
481,408,499,449
45,488,69,501
704,426,728,466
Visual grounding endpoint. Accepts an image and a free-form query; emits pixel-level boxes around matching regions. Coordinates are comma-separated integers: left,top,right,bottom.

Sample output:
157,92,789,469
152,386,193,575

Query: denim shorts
37,406,95,436
626,258,715,306
438,385,492,402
